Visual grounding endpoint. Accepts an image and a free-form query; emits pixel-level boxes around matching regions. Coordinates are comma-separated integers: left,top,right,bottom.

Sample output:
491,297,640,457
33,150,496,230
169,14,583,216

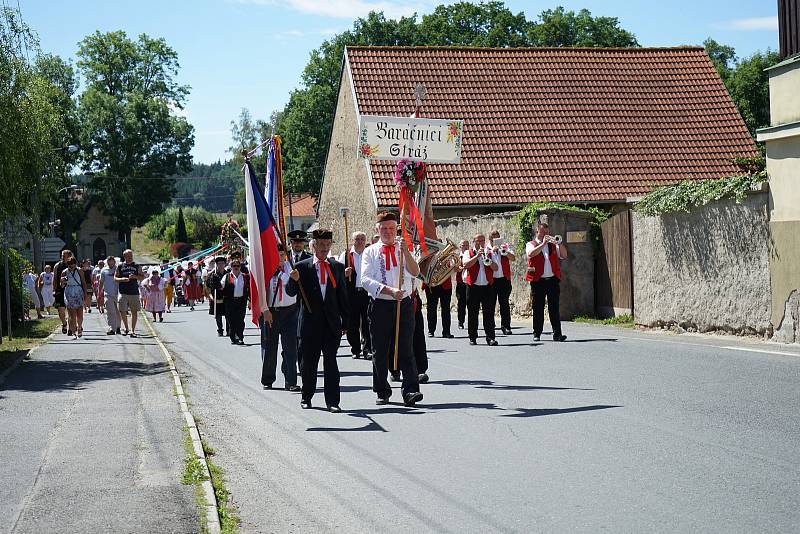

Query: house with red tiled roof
317,46,758,240
284,192,317,232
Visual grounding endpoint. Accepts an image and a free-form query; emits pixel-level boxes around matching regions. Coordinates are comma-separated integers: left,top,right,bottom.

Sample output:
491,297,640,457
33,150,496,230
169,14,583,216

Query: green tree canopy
77,30,194,244
272,2,639,195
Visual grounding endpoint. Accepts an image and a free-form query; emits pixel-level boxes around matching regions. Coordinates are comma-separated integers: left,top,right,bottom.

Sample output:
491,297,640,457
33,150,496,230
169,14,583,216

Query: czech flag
244,159,281,325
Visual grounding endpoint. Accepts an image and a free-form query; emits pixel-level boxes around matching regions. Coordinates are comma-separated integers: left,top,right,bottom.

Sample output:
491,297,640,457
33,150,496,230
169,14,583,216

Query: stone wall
317,67,378,249
632,192,772,335
434,208,595,319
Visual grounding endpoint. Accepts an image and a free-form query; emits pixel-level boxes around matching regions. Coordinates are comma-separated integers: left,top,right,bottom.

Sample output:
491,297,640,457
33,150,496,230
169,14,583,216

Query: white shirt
361,241,415,301
313,255,333,300
337,247,365,288
461,249,494,286
525,239,561,279
267,260,296,308
221,271,245,297
491,246,515,279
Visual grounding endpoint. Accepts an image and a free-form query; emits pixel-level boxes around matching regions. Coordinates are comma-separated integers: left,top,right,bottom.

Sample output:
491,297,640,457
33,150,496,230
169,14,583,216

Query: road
151,304,800,533
0,311,198,534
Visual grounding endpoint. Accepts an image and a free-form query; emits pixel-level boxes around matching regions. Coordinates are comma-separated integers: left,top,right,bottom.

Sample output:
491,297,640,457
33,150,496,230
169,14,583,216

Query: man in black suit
287,229,349,412
220,259,250,345
206,256,229,337
287,229,312,370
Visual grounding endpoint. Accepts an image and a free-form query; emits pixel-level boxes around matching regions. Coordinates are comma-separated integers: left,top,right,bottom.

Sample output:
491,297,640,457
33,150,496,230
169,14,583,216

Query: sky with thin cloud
22,0,778,164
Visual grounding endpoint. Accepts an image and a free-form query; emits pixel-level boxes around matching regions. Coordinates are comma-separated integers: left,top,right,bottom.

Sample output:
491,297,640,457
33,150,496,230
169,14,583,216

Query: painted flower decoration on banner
393,159,426,193
447,121,461,143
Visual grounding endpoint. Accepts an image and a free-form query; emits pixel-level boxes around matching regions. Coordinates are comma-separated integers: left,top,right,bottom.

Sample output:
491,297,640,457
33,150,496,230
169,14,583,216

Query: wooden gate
595,210,633,317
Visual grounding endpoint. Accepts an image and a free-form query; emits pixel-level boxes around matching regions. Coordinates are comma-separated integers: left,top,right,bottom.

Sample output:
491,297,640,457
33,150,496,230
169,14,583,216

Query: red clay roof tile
346,46,758,207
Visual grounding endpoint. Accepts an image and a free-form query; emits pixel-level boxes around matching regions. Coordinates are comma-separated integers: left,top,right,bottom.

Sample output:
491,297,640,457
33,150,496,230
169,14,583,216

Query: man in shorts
114,249,145,337
99,256,120,335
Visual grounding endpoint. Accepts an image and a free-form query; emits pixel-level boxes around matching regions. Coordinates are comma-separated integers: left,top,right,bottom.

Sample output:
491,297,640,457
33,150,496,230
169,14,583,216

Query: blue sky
21,0,778,164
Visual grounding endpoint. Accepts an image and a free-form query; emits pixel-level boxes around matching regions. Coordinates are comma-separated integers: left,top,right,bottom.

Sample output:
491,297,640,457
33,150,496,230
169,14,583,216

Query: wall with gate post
434,208,595,319
631,192,771,335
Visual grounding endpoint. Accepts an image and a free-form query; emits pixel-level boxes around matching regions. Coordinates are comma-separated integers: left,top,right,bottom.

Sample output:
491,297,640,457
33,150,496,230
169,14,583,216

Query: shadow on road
1,359,169,393
502,404,621,418
429,379,592,391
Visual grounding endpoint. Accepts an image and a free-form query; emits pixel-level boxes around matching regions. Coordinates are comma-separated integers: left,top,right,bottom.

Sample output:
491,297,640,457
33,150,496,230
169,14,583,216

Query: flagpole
393,200,406,372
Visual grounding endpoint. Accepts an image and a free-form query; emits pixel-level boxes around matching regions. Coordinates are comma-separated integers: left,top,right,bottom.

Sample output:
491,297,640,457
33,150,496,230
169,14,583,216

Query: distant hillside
171,160,241,212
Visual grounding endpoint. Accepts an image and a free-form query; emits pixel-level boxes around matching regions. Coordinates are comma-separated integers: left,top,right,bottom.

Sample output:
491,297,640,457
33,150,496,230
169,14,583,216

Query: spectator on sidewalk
23,268,44,320
39,264,55,315
61,256,88,339
99,256,120,335
53,250,72,334
115,249,145,337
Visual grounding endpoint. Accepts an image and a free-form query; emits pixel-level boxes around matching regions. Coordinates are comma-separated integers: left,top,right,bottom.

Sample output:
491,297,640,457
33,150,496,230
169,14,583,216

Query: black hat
214,256,227,263
287,230,309,241
312,229,333,240
377,211,398,223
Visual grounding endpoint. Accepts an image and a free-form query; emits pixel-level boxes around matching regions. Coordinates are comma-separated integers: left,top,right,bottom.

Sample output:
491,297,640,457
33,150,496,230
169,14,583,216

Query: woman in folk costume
144,267,167,322
183,261,203,310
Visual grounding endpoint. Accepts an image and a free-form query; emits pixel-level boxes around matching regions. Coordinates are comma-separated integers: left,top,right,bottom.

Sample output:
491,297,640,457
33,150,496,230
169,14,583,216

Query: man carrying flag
242,157,281,332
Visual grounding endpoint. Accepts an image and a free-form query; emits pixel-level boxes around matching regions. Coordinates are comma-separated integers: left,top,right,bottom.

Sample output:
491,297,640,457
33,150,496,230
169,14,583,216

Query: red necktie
319,261,336,289
382,244,398,269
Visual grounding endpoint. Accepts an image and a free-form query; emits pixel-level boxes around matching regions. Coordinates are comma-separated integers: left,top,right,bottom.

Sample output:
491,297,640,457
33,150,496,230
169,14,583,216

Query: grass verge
574,314,634,328
0,315,60,375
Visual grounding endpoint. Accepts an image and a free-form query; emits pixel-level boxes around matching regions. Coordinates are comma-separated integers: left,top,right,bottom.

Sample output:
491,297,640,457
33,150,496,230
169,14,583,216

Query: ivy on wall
634,171,767,217
513,202,610,251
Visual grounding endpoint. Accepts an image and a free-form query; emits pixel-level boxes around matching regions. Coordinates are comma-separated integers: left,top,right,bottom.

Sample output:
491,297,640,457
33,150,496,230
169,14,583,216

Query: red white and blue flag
244,159,281,325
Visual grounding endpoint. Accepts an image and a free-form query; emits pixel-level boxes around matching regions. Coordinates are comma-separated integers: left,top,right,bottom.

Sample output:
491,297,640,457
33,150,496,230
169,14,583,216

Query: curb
0,332,56,386
144,317,222,534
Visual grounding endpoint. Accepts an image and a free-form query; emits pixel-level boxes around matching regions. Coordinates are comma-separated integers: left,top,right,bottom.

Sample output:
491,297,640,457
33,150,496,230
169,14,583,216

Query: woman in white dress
23,269,43,319
39,265,55,314
60,257,88,339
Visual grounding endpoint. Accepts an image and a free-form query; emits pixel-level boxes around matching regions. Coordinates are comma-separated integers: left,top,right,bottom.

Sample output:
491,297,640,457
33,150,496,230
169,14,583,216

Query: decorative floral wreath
393,159,426,193
220,219,244,254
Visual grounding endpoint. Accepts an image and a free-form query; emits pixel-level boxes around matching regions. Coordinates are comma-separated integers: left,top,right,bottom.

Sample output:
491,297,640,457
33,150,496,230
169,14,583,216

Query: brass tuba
419,238,461,287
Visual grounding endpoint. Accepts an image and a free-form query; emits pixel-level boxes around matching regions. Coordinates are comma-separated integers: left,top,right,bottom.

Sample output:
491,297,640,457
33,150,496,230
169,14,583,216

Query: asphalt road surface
152,304,800,533
0,311,197,534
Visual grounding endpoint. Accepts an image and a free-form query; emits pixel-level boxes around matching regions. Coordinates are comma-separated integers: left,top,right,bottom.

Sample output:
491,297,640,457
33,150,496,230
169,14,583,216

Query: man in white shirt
98,256,120,335
525,222,568,342
461,233,499,346
361,211,423,407
489,230,516,335
338,231,372,360
220,260,250,345
260,244,300,391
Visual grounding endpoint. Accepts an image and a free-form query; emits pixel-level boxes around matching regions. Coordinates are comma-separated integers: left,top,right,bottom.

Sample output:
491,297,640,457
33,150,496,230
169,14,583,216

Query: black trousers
346,288,372,356
209,299,228,334
413,296,428,374
425,284,452,335
369,298,419,399
493,277,512,331
467,284,496,342
531,278,562,337
300,320,340,406
455,282,467,326
224,296,246,342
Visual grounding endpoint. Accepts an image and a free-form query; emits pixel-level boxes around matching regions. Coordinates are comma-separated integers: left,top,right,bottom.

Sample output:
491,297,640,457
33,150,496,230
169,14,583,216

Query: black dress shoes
442,332,454,338
352,353,361,359
533,335,541,342
469,339,477,345
502,328,512,335
376,397,390,405
553,334,567,342
486,339,498,346
390,372,401,382
285,385,301,392
263,384,273,390
328,405,342,413
418,373,429,384
363,352,373,360
217,331,224,337
300,400,311,409
427,331,435,338
404,392,423,406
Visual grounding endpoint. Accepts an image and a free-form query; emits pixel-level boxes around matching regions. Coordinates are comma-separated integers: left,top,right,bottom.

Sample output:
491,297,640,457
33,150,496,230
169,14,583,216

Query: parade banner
358,115,463,164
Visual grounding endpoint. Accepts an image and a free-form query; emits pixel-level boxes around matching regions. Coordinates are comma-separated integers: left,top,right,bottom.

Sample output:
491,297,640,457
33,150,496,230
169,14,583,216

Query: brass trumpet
482,248,493,267
553,235,563,245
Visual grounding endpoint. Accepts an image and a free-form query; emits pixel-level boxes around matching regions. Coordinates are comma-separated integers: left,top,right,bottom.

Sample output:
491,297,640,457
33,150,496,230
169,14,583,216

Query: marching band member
361,212,423,407
220,258,250,345
206,257,229,337
461,233,499,346
489,229,516,335
525,222,568,342
412,279,429,383
338,231,372,360
287,229,348,412
455,239,469,329
260,244,301,392
424,276,454,339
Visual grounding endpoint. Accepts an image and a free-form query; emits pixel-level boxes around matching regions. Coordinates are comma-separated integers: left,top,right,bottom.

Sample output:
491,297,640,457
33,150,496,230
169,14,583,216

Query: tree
76,30,194,245
274,2,640,196
175,207,188,243
704,37,779,140
528,7,638,47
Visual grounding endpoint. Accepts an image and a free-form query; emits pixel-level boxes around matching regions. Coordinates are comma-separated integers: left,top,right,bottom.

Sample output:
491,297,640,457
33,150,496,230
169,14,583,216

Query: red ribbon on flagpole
398,187,428,255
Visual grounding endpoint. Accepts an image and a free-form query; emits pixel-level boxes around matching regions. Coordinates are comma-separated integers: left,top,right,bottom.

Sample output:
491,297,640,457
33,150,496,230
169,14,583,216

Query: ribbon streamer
398,187,428,255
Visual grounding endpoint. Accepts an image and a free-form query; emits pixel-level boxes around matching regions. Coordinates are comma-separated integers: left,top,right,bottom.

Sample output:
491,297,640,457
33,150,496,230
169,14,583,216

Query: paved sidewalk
0,311,198,534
